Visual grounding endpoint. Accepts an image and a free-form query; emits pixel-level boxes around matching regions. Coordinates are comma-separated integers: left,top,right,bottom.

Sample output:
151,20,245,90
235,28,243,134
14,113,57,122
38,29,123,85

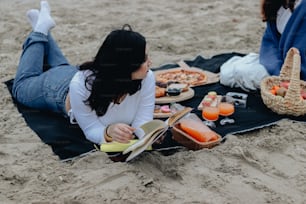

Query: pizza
155,68,207,87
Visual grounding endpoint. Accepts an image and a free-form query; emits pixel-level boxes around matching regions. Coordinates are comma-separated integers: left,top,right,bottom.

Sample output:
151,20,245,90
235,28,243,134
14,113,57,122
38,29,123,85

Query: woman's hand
106,123,135,143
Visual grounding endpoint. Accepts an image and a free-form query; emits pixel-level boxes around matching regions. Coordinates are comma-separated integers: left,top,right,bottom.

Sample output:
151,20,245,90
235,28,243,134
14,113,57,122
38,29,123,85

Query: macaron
160,105,171,113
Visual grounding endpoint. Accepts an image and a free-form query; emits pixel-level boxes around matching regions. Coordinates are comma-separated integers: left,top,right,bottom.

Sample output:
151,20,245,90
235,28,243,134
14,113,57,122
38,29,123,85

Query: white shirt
69,69,155,144
277,0,301,34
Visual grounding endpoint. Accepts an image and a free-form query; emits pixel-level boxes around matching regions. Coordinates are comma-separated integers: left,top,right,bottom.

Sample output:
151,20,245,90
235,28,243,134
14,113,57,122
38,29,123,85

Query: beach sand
1,0,306,203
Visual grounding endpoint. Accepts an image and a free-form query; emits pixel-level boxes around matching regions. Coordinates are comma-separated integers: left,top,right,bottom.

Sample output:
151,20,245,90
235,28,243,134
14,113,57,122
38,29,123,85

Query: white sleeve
69,72,106,144
69,70,156,143
131,70,155,130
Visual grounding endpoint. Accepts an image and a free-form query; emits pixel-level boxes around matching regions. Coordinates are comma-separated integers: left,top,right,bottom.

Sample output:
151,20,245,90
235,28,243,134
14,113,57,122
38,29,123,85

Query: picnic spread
5,52,306,161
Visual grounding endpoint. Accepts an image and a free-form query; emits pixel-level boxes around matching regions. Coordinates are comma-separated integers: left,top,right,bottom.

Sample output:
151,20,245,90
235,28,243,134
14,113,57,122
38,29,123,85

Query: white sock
26,9,39,30
34,1,56,35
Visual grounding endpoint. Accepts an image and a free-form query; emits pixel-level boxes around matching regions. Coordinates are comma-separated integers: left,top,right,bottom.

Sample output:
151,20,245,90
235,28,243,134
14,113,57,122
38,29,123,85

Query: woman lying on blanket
260,0,306,80
12,1,155,145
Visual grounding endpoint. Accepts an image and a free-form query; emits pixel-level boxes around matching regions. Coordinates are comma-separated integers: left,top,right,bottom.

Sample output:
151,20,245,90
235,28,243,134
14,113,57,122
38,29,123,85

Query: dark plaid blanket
5,52,306,160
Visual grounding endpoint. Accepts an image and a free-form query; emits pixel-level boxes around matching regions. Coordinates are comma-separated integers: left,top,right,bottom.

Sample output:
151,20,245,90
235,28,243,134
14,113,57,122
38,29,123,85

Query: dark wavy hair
261,0,297,22
79,24,147,116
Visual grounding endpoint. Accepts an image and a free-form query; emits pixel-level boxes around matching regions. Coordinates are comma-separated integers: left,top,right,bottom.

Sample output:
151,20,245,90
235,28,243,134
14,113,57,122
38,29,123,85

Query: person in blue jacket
259,0,306,80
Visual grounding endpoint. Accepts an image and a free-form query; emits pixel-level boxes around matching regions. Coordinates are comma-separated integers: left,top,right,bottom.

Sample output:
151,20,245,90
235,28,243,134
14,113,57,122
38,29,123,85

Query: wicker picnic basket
260,47,306,116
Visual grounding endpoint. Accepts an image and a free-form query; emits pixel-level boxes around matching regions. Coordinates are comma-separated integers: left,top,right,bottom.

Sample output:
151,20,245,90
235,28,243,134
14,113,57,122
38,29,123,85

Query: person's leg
26,8,69,68
46,34,70,68
12,1,76,115
13,0,56,97
12,33,53,115
12,31,77,114
34,1,55,36
12,32,48,97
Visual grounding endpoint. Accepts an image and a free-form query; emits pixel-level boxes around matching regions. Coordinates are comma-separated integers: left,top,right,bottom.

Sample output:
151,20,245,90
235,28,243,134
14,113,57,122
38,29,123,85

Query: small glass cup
202,104,219,128
219,96,235,125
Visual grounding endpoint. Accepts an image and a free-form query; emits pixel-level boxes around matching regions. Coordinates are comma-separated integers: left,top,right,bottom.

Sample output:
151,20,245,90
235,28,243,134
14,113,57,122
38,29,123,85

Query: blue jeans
12,32,78,117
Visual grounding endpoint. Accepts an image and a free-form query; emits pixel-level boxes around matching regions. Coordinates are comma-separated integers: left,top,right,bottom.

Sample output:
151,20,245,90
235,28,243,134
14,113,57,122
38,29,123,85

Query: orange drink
219,95,235,125
219,102,235,116
202,106,219,121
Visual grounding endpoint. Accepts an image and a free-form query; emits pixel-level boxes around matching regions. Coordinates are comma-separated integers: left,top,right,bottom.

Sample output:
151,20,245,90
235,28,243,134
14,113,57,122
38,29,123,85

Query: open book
97,107,192,162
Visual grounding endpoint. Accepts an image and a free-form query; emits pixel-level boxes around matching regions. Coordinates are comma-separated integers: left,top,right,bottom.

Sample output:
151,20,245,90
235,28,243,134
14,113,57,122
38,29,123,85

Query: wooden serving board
201,70,220,85
153,112,173,119
197,95,222,110
155,87,195,104
154,67,207,87
153,61,220,88
177,61,220,86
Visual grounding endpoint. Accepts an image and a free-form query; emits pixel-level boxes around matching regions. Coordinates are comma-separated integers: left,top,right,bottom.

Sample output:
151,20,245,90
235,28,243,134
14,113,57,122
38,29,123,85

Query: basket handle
280,48,297,78
283,47,302,101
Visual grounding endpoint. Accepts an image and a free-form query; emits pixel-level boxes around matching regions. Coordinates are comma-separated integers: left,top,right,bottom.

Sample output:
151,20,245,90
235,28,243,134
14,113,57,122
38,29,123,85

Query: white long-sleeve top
276,0,301,34
68,69,155,144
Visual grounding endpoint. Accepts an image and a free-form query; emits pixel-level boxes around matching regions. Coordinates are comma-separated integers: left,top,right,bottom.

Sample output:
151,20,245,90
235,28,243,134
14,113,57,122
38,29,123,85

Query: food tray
155,87,195,104
171,123,221,150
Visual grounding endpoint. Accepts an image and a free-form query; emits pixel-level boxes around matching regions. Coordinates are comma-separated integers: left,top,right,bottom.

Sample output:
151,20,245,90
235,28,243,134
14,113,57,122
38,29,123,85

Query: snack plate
154,103,190,118
197,95,222,110
155,87,195,104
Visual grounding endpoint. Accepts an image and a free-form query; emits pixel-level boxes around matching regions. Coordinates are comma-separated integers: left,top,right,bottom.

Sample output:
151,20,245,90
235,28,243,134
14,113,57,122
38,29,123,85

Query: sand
1,0,306,203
